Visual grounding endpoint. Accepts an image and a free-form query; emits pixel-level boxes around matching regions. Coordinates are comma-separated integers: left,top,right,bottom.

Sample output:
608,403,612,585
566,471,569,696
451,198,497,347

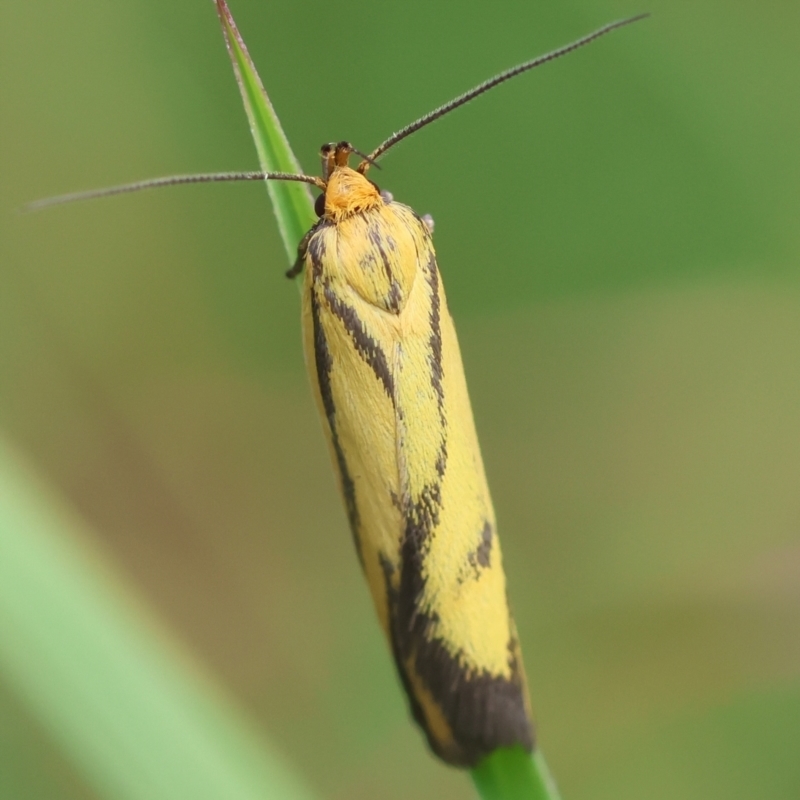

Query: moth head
316,141,382,221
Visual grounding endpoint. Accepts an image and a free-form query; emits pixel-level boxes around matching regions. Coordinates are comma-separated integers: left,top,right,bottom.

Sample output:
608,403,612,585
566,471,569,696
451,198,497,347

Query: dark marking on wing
470,520,494,568
367,224,403,312
423,257,448,482
425,253,445,414
392,478,532,765
366,226,394,282
322,283,395,403
379,553,433,748
310,289,363,566
435,446,447,479
412,628,532,765
469,520,494,570
307,229,329,279
287,220,326,279
386,279,403,313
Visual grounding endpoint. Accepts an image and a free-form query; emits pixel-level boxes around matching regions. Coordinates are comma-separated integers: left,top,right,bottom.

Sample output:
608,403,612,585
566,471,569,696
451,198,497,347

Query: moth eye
314,193,326,218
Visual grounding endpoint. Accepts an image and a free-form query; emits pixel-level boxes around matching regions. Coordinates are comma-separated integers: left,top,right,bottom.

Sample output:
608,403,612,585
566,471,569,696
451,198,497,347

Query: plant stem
471,747,563,800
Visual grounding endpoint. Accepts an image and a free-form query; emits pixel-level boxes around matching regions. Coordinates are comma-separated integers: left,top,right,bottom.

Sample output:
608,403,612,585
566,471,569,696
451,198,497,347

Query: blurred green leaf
583,688,800,800
0,435,316,800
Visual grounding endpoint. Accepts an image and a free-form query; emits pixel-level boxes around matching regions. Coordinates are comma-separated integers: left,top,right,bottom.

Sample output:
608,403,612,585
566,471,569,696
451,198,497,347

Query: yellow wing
300,183,532,766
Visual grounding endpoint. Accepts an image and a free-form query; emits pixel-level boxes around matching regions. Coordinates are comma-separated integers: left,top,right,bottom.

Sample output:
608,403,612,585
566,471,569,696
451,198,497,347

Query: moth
33,12,647,766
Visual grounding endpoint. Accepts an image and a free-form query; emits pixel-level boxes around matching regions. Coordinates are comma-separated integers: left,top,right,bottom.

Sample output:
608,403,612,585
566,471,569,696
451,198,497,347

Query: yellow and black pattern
298,162,532,766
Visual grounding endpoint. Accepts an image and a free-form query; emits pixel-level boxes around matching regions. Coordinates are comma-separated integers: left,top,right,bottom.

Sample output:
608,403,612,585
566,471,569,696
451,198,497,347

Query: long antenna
26,170,324,211
30,14,648,210
363,13,649,166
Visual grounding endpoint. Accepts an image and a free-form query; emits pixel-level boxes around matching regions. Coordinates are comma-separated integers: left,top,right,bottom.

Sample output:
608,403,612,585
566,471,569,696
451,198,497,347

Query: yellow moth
299,142,532,765
33,12,647,766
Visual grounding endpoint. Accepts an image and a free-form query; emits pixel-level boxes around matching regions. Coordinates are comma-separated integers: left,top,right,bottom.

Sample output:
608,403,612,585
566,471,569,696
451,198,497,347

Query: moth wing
301,239,405,637
392,246,532,765
301,205,531,766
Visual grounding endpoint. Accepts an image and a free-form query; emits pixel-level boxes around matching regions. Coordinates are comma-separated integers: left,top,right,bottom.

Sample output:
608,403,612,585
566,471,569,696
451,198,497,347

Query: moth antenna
362,13,649,168
26,170,325,211
349,146,381,171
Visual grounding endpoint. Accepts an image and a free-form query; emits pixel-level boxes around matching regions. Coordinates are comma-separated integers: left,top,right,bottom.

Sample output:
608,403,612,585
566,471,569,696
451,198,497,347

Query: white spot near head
422,214,435,233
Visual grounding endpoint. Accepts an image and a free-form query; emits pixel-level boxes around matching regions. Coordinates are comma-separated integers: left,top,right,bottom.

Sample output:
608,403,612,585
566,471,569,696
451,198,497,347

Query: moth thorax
324,166,382,220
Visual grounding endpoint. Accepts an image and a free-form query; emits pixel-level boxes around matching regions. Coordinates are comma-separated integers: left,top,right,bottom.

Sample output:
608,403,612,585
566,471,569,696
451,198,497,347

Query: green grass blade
214,0,316,262
0,435,317,800
472,747,563,800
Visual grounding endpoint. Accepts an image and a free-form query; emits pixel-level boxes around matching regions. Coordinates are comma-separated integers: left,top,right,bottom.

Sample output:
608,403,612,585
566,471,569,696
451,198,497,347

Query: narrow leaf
215,0,316,261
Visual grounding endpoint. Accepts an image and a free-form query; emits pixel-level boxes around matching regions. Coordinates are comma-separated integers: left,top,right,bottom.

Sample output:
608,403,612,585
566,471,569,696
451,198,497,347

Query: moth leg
285,251,305,279
285,225,318,279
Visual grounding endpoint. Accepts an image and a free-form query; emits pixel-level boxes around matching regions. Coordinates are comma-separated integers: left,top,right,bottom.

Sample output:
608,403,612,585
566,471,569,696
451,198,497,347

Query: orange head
316,142,382,221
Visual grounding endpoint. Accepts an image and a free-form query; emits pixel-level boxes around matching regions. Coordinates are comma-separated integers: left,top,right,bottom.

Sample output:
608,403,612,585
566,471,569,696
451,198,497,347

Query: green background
2,0,799,798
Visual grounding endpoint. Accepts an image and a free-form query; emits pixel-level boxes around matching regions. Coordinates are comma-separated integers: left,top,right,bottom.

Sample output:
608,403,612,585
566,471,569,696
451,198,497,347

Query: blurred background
1,0,799,798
